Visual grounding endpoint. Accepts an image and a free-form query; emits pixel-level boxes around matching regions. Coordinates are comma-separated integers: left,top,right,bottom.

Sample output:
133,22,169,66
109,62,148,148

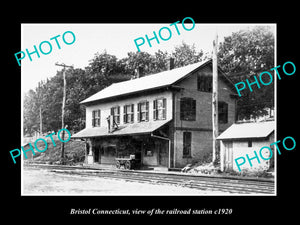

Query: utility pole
40,106,42,136
38,81,43,137
55,63,73,163
212,33,219,164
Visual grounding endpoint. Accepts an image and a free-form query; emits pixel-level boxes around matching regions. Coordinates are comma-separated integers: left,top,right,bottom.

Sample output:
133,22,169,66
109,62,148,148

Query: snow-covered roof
217,121,275,140
80,60,211,104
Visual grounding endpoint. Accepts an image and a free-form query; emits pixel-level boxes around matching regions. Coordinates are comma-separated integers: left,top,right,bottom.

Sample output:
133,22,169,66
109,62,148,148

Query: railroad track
24,163,275,194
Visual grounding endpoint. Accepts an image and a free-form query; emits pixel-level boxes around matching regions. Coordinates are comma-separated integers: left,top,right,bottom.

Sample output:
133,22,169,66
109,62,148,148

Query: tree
218,26,275,120
123,51,157,77
23,43,206,135
23,89,39,136
124,43,204,78
153,50,169,72
64,68,88,132
85,51,130,91
23,79,48,135
172,41,204,68
40,73,64,132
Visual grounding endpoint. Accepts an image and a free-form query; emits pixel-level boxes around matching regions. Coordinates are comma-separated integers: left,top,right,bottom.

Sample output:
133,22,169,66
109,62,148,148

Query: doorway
224,141,233,171
158,141,168,167
94,146,100,163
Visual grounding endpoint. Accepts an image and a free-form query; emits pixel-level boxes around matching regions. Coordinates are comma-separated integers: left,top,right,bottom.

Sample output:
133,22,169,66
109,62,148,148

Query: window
111,106,120,124
92,109,101,127
153,98,166,120
197,75,212,92
180,98,196,121
248,140,252,147
123,104,134,123
137,101,149,122
183,132,192,157
218,101,228,124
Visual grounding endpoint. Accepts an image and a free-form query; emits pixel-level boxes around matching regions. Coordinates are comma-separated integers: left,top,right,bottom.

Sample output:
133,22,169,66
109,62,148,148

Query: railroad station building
72,59,237,169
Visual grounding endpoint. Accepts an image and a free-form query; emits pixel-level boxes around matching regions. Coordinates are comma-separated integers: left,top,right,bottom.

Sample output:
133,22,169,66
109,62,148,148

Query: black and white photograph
4,13,298,221
20,23,276,196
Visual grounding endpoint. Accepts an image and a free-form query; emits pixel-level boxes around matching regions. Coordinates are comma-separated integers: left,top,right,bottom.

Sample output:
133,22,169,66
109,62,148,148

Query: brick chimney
135,66,143,78
168,57,175,70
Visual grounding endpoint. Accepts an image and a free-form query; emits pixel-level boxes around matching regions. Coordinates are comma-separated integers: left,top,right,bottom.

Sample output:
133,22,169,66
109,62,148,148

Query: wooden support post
212,34,219,164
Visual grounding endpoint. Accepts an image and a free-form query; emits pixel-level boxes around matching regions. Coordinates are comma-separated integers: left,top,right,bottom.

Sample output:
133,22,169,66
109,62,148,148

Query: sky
21,23,275,94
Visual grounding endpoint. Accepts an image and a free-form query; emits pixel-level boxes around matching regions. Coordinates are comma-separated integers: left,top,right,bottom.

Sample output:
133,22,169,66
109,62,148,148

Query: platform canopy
72,119,172,139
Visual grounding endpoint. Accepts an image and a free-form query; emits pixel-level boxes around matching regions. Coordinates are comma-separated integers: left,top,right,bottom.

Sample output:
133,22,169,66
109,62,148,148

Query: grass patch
25,136,86,165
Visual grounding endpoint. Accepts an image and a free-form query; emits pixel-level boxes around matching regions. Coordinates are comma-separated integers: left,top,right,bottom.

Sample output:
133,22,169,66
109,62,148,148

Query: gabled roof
81,59,233,105
217,121,275,140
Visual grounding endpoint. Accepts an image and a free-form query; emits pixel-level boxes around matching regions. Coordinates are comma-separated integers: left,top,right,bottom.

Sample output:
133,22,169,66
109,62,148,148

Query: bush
30,139,86,165
228,169,273,178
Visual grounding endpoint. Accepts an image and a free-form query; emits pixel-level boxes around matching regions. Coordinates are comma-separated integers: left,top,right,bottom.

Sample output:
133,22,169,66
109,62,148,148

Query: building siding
174,64,235,131
173,64,236,167
174,130,213,167
85,91,173,129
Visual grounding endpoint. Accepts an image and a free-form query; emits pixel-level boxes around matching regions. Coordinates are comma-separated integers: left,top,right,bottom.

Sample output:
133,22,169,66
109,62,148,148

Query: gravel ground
22,166,230,195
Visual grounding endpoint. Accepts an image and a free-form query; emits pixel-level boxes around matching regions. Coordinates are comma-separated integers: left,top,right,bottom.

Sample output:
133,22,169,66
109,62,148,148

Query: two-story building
72,59,237,169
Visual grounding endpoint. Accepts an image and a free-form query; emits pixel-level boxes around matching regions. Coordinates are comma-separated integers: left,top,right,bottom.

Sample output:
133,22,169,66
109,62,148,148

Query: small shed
217,120,275,172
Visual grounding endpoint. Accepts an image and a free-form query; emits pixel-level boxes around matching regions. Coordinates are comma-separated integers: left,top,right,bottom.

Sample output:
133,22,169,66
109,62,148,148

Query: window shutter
187,132,191,152
153,100,157,120
183,132,192,156
98,110,101,126
131,104,134,122
110,108,115,125
197,75,202,91
117,106,120,124
146,101,149,121
225,103,228,123
92,110,95,127
163,98,166,119
137,103,141,122
200,76,204,91
180,99,184,120
123,105,127,123
180,98,196,121
192,99,196,120
218,102,228,124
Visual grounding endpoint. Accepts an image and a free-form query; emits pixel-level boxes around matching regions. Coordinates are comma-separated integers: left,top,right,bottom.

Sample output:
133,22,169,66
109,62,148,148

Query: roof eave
217,130,274,140
80,84,173,106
